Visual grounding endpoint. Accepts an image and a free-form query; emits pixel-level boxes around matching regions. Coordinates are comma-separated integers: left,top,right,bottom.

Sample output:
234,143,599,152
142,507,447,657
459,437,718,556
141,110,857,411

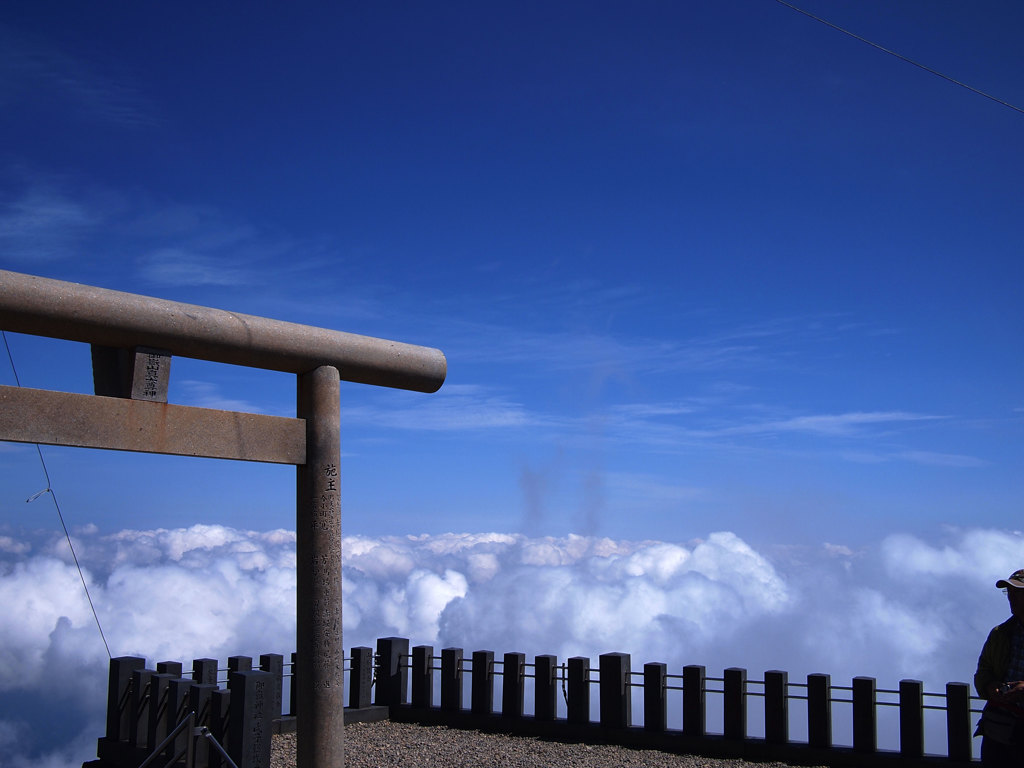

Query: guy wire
1,330,112,659
775,0,1024,116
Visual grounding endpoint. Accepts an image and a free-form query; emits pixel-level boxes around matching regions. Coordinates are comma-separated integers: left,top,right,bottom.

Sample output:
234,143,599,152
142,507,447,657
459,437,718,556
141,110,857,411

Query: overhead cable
2,330,112,659
775,0,1024,116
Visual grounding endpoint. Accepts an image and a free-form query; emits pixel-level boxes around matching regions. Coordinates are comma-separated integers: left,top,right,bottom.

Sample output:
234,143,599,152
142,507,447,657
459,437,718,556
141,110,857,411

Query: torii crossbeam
0,269,446,768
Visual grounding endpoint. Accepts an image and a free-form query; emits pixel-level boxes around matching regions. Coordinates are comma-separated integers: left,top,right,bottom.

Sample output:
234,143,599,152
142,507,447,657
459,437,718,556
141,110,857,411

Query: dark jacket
975,617,1018,700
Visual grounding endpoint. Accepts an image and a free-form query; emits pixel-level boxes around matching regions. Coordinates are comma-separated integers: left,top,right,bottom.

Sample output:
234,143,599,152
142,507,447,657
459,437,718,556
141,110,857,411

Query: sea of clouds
1,523,1021,766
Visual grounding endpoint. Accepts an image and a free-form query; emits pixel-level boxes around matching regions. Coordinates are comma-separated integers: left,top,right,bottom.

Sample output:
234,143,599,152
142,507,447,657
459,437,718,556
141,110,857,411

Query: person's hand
993,681,1024,701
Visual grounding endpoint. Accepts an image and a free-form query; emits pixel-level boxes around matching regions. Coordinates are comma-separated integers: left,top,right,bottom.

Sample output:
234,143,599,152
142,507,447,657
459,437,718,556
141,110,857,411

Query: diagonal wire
2,330,112,658
775,0,1024,116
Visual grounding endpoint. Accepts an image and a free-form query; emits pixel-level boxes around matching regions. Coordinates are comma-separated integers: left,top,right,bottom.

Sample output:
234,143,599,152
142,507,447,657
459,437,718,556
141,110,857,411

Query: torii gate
0,269,446,768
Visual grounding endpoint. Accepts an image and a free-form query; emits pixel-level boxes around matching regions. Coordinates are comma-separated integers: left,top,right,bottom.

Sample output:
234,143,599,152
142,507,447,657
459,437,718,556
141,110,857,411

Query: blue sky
2,0,1021,547
2,2,1024,764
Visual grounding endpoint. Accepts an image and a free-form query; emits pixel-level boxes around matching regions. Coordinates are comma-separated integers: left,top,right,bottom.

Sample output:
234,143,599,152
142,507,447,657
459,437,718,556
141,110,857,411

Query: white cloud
177,380,268,414
0,187,99,262
341,388,544,431
896,450,986,468
136,249,253,288
719,411,943,438
1,524,1021,764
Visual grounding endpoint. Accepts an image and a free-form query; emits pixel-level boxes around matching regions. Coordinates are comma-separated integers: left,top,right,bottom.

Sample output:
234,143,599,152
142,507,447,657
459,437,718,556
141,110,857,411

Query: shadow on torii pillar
0,269,447,768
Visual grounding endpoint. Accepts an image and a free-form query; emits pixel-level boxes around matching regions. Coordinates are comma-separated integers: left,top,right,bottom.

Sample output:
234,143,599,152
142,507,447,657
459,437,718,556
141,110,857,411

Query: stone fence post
228,669,274,768
723,667,746,741
534,655,558,721
106,656,145,742
567,657,590,724
599,652,631,729
412,645,434,708
349,647,374,709
764,670,788,744
644,662,666,732
441,648,464,712
807,673,831,749
471,650,495,715
375,637,410,708
502,652,525,718
899,679,924,758
853,676,877,753
682,664,705,737
946,681,972,762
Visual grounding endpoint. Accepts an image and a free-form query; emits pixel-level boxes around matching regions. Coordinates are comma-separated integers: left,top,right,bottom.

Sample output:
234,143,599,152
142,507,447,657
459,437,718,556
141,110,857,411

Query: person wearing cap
974,569,1024,765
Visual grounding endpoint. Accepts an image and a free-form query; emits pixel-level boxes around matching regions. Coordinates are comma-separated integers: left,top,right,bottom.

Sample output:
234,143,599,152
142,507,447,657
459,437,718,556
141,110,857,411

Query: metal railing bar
200,725,241,768
137,711,194,768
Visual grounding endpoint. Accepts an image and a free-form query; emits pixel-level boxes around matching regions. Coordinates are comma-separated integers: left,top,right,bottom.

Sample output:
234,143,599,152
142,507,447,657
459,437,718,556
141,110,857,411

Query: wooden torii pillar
0,270,446,768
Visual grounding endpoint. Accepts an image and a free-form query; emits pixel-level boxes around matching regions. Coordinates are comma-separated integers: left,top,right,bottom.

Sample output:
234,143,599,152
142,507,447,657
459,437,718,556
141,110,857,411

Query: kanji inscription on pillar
130,347,170,402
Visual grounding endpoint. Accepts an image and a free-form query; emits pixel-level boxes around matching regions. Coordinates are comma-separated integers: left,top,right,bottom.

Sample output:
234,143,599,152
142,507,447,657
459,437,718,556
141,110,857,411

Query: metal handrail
137,711,194,768
136,710,240,768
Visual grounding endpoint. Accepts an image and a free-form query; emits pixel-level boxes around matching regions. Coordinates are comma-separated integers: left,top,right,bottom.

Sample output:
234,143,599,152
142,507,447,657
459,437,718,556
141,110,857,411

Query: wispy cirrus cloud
341,384,547,431
0,186,99,263
177,380,268,414
432,308,862,380
604,471,703,508
714,410,944,438
136,249,255,288
842,449,986,468
338,384,970,473
0,23,156,127
596,401,948,448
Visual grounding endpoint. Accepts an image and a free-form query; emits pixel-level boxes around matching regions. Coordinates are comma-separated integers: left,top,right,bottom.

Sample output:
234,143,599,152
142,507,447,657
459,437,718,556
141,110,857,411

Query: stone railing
89,637,984,768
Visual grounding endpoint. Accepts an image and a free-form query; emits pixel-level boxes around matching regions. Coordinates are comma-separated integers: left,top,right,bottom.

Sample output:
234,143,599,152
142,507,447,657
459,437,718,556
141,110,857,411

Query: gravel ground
271,721,825,768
